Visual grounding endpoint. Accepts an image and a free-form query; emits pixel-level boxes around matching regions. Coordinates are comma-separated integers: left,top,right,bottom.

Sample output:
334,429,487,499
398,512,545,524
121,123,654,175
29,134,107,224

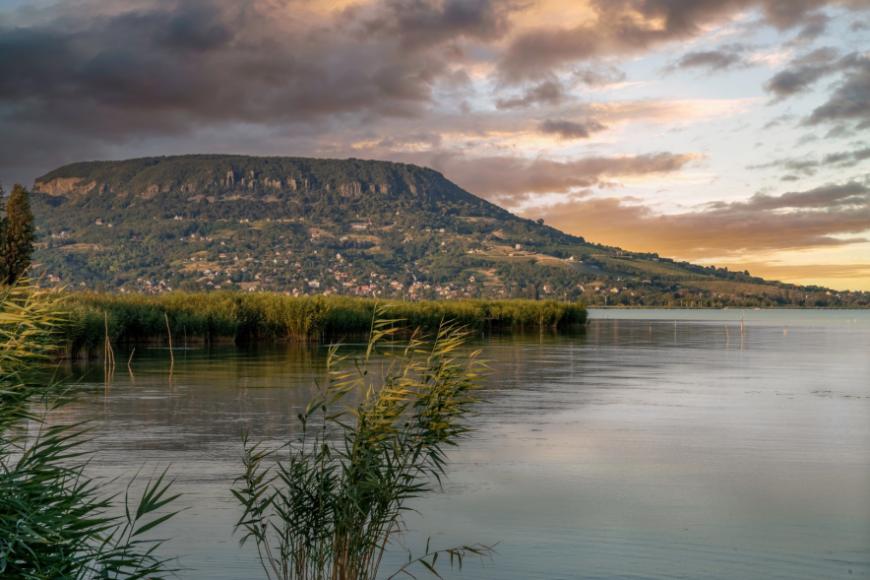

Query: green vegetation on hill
29,155,869,307
63,292,587,355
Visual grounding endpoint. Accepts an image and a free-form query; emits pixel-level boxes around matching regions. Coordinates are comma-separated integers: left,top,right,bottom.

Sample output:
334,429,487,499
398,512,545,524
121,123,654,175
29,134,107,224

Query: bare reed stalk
103,312,115,383
127,346,136,379
164,312,174,375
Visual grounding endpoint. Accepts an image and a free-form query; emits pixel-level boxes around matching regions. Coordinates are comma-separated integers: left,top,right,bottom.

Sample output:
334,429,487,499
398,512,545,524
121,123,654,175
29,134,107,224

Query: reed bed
61,292,587,356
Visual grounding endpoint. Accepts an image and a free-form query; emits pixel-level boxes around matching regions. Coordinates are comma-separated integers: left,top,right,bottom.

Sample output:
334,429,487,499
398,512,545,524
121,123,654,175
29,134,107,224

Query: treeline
63,292,588,355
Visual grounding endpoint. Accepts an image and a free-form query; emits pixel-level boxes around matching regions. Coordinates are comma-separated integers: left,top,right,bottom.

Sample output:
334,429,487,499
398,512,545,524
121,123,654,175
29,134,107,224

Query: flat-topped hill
30,155,869,307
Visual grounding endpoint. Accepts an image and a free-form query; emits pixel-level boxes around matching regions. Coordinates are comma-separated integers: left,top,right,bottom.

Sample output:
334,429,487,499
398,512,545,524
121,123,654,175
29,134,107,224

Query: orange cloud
528,181,870,290
427,152,700,203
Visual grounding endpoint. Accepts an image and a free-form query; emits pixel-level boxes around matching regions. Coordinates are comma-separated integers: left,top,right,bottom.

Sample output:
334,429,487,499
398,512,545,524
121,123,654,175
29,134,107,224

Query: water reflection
52,312,870,579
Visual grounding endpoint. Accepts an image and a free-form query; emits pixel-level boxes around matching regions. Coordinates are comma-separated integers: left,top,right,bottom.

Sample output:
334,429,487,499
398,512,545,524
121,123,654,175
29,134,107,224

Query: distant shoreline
588,306,870,310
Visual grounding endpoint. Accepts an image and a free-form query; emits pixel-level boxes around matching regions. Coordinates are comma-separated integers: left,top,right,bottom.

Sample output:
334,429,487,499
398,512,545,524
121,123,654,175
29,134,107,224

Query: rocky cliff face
34,176,97,197
33,155,448,204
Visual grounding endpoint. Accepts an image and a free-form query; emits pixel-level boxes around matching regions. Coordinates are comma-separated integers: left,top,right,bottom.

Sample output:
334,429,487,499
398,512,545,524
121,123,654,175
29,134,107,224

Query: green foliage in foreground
0,283,179,579
2,284,498,578
234,311,494,580
62,291,587,355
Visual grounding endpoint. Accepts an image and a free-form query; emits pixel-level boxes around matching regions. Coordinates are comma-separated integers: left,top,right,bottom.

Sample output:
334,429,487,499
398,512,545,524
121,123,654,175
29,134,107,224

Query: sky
1,0,869,290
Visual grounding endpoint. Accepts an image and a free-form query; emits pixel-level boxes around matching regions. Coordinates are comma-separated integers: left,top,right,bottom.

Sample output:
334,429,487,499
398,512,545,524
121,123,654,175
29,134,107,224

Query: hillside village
31,155,870,308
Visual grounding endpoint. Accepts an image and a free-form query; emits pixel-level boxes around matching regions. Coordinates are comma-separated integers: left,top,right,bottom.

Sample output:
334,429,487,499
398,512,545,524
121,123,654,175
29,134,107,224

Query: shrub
233,310,494,580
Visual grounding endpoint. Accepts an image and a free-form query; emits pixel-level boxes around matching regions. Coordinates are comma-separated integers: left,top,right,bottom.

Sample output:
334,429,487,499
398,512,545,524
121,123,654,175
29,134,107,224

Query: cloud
425,151,698,203
533,180,870,258
0,0,512,172
793,11,830,41
762,113,795,128
365,0,517,50
762,48,870,130
764,46,841,97
738,181,870,209
747,145,870,175
498,0,869,81
538,118,607,139
572,65,627,86
822,146,870,165
805,53,870,126
673,49,746,71
762,48,869,129
495,80,565,109
0,0,530,185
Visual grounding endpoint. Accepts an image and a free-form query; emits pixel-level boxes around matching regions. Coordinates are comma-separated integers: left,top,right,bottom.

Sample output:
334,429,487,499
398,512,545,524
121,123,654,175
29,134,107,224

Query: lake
57,309,870,579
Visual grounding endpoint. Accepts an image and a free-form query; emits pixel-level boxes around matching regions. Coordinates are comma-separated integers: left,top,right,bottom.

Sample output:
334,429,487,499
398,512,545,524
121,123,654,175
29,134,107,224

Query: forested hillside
30,155,869,307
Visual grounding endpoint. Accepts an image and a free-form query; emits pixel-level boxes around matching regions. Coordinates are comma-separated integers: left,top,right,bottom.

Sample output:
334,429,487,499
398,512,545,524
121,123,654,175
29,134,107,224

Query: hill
30,154,869,307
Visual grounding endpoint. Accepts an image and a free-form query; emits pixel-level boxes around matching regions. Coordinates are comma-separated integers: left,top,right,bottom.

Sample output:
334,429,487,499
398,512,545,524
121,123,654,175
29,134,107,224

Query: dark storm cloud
498,0,869,81
0,0,507,145
0,0,527,183
538,118,607,139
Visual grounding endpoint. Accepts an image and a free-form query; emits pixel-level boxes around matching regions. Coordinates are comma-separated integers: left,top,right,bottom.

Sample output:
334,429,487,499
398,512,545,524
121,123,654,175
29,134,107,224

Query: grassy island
62,292,587,355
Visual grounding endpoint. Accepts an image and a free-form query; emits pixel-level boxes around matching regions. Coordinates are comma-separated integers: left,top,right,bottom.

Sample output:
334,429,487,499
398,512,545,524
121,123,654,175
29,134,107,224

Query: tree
0,184,35,285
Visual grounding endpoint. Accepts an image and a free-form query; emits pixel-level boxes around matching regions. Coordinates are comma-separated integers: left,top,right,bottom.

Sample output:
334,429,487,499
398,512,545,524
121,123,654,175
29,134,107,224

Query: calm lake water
57,309,870,579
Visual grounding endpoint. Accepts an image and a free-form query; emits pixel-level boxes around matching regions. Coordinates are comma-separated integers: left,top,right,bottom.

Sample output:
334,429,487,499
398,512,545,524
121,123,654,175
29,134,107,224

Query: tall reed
62,291,587,356
0,281,179,578
233,308,494,580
